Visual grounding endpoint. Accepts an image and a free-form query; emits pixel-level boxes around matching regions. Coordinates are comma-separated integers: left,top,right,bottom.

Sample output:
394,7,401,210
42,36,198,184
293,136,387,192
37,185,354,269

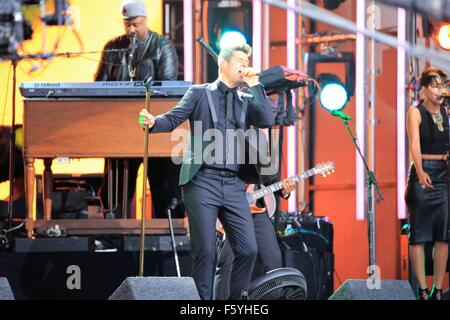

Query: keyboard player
94,0,184,219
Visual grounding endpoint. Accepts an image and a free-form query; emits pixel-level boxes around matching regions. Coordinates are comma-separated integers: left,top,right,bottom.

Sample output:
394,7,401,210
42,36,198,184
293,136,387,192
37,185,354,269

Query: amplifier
277,213,334,300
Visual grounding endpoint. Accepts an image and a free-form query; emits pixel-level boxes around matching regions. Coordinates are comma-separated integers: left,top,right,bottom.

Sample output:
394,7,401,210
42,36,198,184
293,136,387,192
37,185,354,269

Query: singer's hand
241,67,260,87
139,109,155,128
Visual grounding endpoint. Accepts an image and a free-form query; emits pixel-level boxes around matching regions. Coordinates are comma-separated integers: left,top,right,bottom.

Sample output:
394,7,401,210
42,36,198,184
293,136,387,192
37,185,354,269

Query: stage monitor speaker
329,279,416,300
0,277,15,300
109,277,200,300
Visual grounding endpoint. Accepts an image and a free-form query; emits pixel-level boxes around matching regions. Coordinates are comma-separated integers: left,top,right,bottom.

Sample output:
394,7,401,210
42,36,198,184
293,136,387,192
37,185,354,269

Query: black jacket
94,30,178,81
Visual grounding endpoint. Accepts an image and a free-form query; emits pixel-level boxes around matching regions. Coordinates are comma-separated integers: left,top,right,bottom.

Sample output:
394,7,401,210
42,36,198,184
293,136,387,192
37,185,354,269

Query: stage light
219,31,247,49
317,73,349,111
204,0,252,82
433,22,450,50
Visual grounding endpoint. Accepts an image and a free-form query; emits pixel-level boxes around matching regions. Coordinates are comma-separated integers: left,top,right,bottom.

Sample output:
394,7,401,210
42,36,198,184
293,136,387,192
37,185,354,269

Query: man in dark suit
139,43,275,300
213,176,296,300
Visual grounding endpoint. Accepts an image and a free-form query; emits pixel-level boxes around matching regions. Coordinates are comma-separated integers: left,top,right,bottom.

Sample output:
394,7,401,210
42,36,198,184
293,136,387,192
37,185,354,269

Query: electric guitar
247,161,335,218
216,161,335,235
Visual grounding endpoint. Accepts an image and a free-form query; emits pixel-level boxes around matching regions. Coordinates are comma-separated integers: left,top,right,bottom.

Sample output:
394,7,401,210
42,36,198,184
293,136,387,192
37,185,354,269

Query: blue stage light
318,73,349,111
219,31,247,49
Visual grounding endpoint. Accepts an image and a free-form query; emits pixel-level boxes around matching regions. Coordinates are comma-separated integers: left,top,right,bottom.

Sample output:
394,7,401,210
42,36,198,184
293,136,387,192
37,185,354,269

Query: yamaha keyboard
19,80,192,98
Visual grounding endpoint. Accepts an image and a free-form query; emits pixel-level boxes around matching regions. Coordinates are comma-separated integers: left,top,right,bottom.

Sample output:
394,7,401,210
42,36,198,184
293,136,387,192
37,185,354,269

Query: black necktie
226,91,235,125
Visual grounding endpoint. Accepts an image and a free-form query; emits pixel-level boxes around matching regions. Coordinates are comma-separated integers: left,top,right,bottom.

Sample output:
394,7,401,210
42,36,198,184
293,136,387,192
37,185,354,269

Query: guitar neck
248,168,317,203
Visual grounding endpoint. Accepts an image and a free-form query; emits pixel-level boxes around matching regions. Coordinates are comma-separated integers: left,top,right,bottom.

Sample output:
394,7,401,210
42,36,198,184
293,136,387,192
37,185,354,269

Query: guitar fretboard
248,167,317,203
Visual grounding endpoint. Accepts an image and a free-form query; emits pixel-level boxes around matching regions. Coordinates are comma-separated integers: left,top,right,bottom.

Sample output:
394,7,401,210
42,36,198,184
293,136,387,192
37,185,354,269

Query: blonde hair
218,44,252,65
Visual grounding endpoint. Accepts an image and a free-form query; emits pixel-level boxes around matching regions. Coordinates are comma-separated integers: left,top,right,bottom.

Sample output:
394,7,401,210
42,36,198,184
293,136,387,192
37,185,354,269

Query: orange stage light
433,22,450,51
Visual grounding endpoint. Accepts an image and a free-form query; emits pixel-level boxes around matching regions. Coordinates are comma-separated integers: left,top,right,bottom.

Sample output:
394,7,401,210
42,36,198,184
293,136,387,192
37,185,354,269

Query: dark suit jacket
150,79,275,185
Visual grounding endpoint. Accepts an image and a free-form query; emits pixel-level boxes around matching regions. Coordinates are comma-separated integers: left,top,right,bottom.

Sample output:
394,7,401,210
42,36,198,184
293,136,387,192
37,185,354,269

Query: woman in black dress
405,68,449,300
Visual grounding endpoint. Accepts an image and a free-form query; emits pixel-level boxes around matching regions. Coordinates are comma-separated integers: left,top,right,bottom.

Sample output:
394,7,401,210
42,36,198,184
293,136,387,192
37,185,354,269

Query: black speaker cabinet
329,279,416,300
109,276,200,300
0,277,15,300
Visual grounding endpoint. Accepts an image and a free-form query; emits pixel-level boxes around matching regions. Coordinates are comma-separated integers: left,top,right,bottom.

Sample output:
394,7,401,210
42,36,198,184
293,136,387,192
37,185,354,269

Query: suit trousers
182,168,258,300
213,211,283,300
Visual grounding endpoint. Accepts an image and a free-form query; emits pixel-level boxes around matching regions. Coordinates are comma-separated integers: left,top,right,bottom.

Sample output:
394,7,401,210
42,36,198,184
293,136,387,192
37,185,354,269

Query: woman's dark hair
419,67,447,88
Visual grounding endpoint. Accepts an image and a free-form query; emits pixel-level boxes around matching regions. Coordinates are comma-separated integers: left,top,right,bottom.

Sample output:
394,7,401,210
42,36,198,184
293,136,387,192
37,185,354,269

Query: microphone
128,32,138,80
330,110,351,120
143,75,152,90
167,198,179,211
241,69,260,77
130,32,138,51
437,92,450,98
197,37,218,61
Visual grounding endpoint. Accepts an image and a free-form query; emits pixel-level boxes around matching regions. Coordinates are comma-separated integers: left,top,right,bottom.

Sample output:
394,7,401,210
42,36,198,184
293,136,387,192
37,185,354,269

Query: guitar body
247,184,276,218
263,192,276,218
249,194,276,217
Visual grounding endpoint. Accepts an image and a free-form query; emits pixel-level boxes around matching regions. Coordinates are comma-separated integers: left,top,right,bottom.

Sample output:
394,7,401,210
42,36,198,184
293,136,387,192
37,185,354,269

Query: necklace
430,110,444,132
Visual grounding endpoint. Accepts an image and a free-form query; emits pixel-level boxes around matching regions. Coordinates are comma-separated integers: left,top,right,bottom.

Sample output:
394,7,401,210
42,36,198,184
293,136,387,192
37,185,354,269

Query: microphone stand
167,199,181,277
7,59,18,240
339,118,384,274
1,52,54,243
138,75,152,276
